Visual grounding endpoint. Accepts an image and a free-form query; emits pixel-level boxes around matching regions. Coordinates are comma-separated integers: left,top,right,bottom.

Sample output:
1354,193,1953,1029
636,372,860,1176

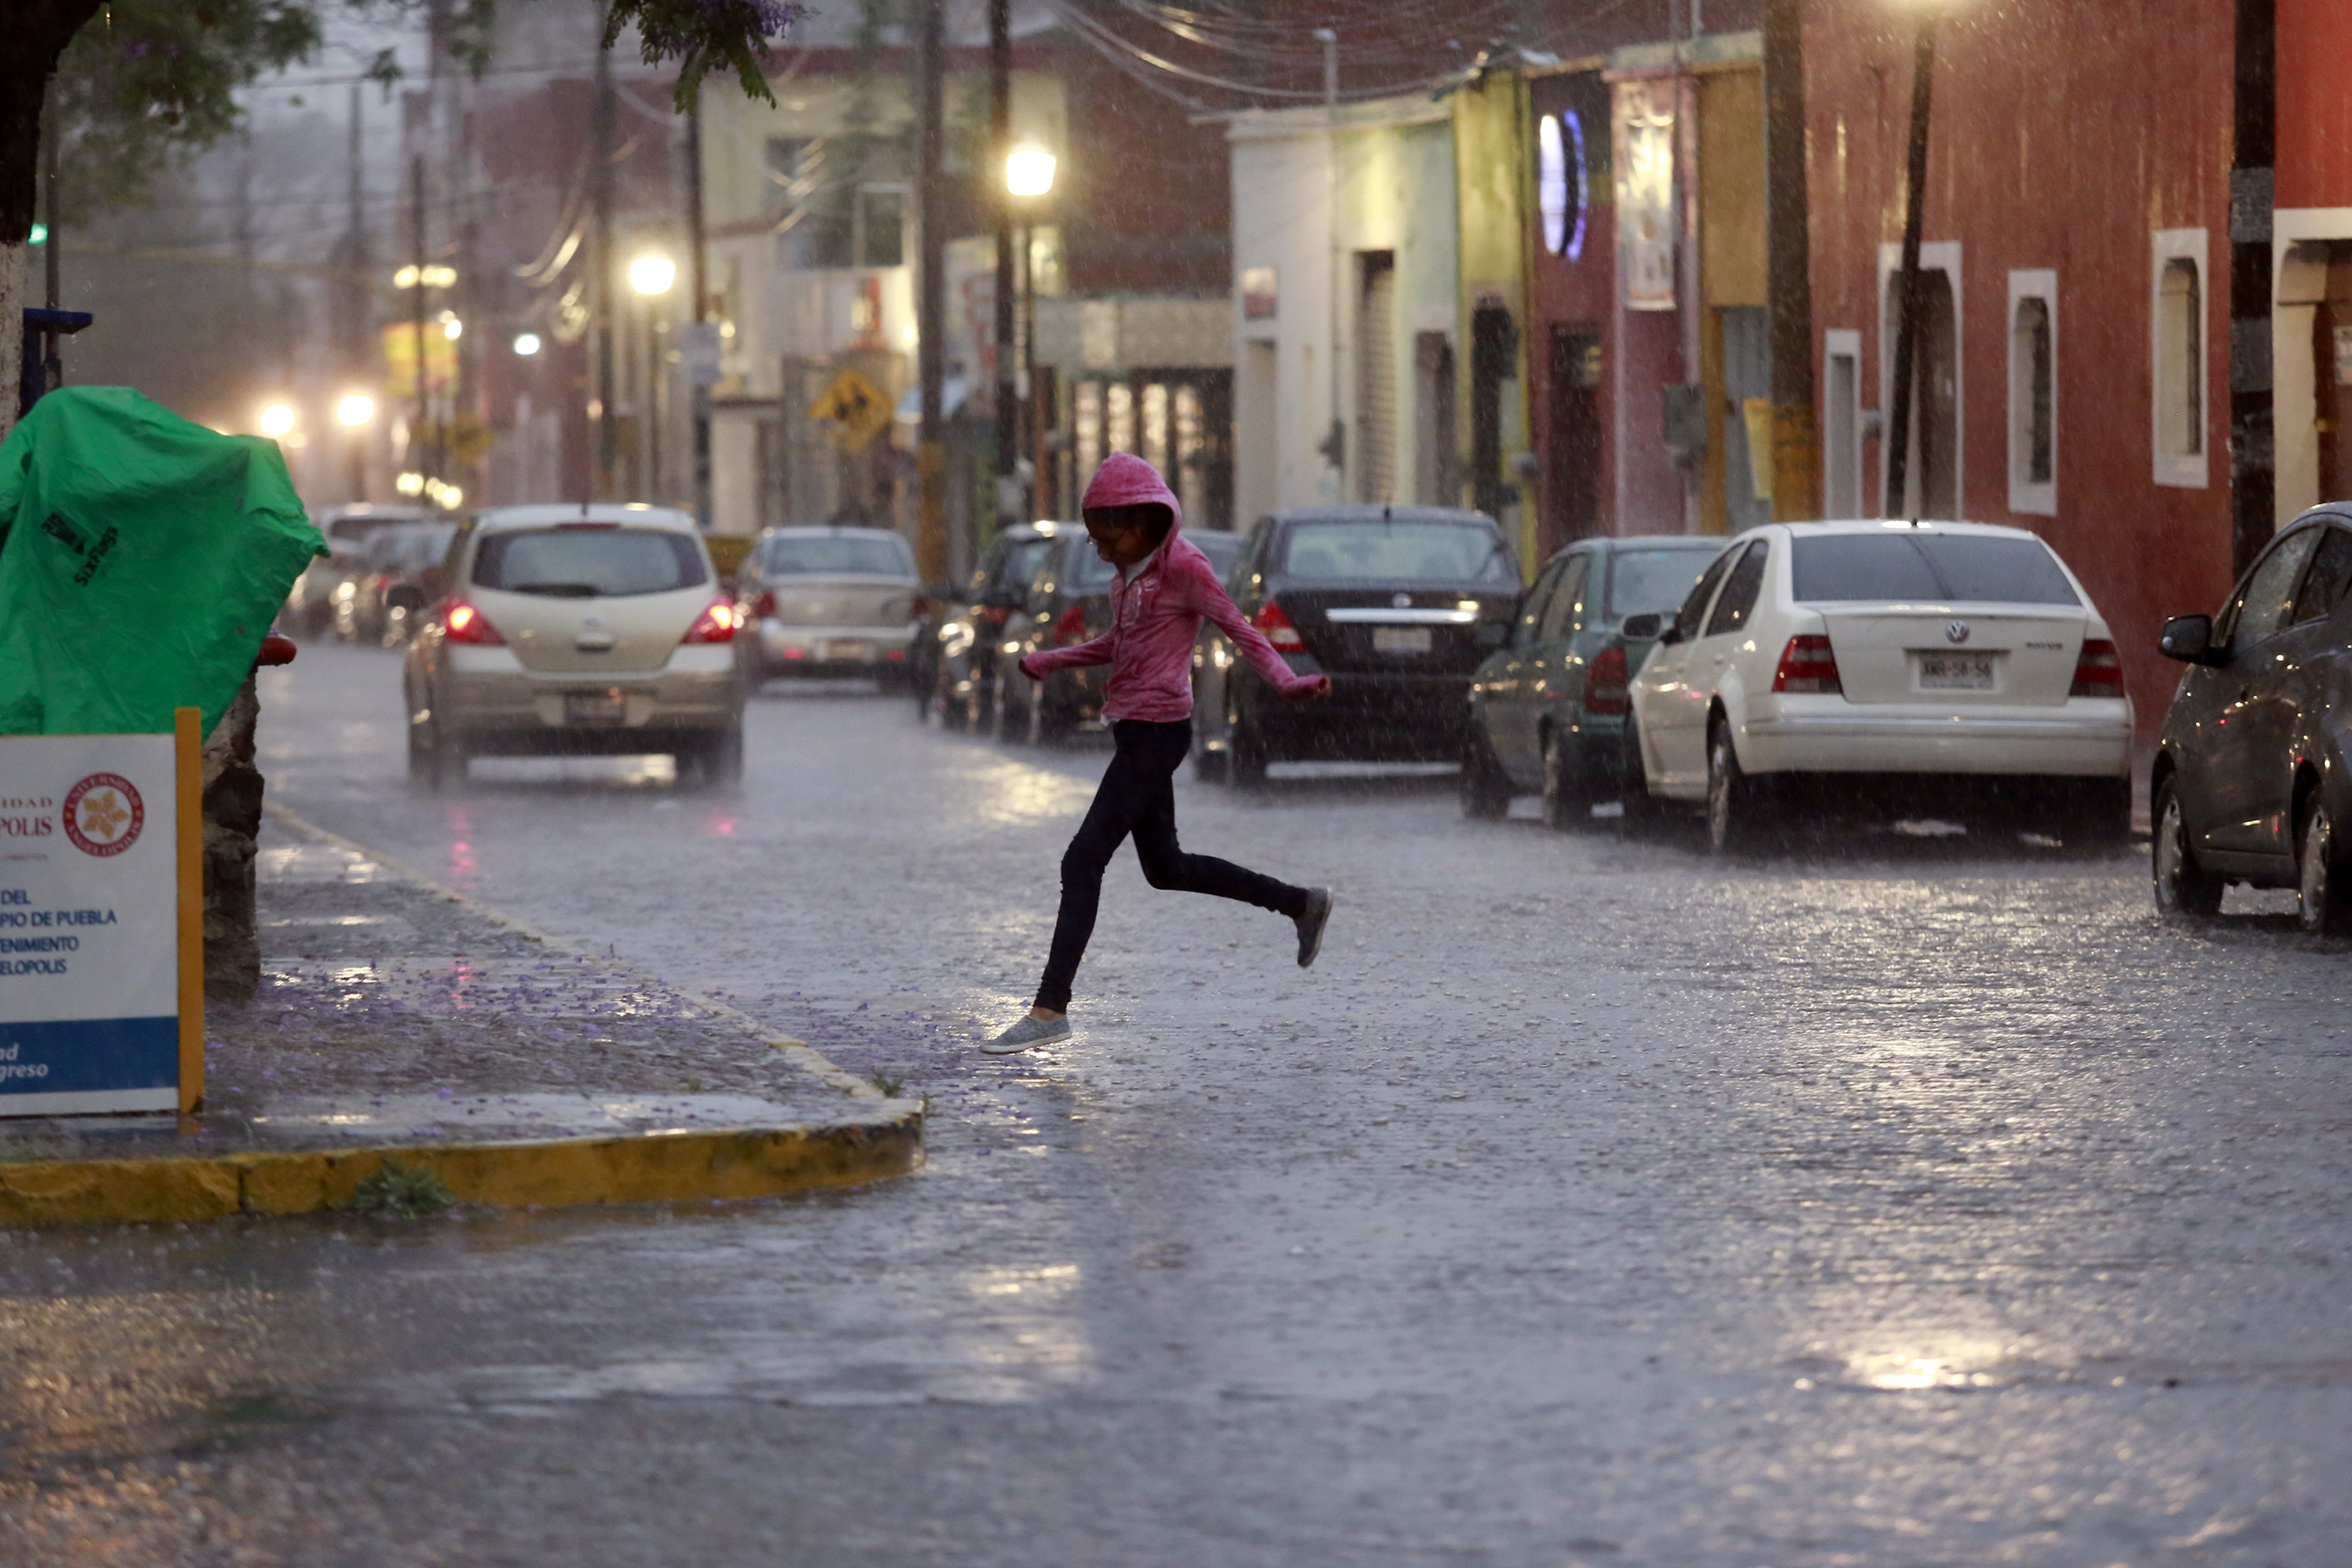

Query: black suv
1192,506,1518,783
2152,506,2352,930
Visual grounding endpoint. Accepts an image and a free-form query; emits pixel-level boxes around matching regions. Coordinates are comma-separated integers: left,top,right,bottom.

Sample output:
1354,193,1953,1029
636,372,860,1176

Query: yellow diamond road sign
808,368,891,451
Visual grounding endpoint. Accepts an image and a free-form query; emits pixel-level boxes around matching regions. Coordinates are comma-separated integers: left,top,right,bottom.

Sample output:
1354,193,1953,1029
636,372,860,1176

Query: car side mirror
1620,612,1663,641
2158,613,2226,666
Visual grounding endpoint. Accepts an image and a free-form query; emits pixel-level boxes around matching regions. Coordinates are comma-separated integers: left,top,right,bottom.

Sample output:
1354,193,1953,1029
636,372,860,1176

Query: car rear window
1605,548,1714,619
1279,521,1514,583
1790,533,2080,605
471,528,708,597
762,534,912,576
1001,538,1055,590
1192,532,1245,583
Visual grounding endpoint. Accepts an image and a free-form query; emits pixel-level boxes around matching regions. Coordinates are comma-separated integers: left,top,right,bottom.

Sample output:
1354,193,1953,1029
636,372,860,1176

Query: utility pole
411,152,430,486
687,97,713,528
347,82,372,501
989,0,1017,528
915,0,949,584
1883,13,1936,520
592,14,617,500
1314,27,1344,491
1763,0,1818,521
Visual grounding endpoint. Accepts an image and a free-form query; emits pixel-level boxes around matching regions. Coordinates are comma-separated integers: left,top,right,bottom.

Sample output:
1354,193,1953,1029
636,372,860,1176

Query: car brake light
684,601,741,644
1052,604,1089,645
1585,644,1631,715
752,589,776,619
2071,637,2125,698
1253,598,1305,650
1772,634,1842,694
442,600,504,645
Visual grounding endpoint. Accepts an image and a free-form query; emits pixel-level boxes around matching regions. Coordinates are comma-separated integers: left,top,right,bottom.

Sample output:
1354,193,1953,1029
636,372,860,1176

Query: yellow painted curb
0,1108,923,1228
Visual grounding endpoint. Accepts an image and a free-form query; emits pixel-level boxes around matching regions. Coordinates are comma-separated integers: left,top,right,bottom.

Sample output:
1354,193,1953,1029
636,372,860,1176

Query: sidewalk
0,808,922,1225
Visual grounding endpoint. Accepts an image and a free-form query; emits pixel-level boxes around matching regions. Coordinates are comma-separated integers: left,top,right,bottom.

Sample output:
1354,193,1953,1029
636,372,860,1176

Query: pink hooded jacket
1018,453,1319,722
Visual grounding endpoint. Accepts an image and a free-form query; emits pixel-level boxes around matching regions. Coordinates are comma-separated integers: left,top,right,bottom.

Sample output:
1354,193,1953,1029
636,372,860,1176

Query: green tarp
0,387,324,737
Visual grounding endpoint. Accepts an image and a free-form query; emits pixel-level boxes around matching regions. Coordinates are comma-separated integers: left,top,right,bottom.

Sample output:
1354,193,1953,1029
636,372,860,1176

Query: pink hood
1080,451,1183,536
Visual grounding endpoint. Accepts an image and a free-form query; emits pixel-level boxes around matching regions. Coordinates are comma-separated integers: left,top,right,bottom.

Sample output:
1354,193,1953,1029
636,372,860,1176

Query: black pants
1035,718,1307,1013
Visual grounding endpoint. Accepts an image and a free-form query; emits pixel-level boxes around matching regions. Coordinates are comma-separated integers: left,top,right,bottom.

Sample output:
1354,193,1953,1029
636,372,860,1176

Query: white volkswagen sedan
1623,521,2132,851
402,504,746,789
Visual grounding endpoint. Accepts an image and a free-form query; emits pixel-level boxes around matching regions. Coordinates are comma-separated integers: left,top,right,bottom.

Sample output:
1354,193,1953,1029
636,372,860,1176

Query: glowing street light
336,394,376,427
395,470,426,496
629,254,676,296
393,264,457,289
1005,143,1058,199
439,311,463,341
259,403,297,439
513,332,543,357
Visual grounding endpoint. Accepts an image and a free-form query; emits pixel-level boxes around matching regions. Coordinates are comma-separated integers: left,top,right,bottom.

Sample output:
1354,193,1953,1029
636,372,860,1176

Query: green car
1462,536,1725,826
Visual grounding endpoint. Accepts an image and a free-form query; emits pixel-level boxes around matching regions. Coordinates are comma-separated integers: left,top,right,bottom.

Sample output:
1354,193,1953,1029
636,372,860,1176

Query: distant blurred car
737,526,922,688
1461,536,1721,825
996,528,1245,744
2151,506,2352,930
401,504,743,789
931,522,1067,731
345,518,458,644
1192,506,1519,784
285,503,424,637
1622,520,2132,853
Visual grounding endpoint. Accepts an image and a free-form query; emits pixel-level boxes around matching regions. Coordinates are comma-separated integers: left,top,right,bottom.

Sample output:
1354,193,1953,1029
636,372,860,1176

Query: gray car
739,526,923,689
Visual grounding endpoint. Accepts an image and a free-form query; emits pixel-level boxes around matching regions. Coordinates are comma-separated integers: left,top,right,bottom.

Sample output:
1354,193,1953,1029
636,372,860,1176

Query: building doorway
2277,238,2352,520
1546,323,1603,543
1413,332,1457,506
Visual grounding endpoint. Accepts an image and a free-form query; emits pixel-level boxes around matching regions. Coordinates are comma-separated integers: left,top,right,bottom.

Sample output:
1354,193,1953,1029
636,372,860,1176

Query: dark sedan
1461,535,1722,825
996,528,1244,745
1192,506,1518,783
2152,506,2352,931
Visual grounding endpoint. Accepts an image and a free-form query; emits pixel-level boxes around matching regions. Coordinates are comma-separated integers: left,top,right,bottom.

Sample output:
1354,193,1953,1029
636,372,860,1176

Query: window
2292,527,2352,626
1704,540,1769,637
1606,546,1713,619
2007,271,2056,516
761,532,913,577
2227,526,2321,646
1513,557,1570,648
1538,556,1589,643
768,138,906,270
472,529,706,597
1822,329,1862,517
1674,546,1739,637
1789,534,2081,605
2151,230,2209,488
1277,521,1515,583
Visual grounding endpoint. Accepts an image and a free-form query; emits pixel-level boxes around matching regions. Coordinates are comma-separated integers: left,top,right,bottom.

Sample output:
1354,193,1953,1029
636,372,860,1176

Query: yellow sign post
808,368,894,452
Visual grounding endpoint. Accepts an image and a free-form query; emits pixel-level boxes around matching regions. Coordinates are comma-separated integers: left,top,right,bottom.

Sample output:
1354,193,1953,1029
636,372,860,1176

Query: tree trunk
0,1,103,442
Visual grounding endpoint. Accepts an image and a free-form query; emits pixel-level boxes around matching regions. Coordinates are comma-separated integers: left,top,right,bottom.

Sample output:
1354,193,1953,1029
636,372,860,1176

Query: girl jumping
982,453,1335,1054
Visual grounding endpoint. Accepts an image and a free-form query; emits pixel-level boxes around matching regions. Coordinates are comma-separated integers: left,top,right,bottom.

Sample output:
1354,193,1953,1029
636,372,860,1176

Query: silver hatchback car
402,504,746,788
738,525,923,688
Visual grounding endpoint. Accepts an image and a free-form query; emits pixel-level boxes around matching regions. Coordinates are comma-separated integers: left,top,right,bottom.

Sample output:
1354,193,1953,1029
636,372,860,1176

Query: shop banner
0,714,200,1116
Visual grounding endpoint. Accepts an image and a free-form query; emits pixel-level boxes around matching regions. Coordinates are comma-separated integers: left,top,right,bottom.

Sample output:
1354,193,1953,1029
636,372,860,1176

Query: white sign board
0,729,191,1116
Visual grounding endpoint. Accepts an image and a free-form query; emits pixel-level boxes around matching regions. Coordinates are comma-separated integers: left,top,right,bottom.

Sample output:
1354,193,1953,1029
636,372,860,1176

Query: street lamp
628,255,676,297
259,403,296,439
1006,145,1057,514
629,255,677,497
513,332,543,357
336,394,374,427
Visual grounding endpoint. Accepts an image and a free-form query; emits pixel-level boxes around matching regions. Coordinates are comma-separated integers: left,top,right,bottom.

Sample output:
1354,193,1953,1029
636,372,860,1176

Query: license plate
1372,626,1433,655
825,639,870,662
564,689,628,725
1918,652,1996,691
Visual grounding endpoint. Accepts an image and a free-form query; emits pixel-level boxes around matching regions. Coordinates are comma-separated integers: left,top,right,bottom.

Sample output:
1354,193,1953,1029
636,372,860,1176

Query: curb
0,806,924,1226
0,1116,921,1227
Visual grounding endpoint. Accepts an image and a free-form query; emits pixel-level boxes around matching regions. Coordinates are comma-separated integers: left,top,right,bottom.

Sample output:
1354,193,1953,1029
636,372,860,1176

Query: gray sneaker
1294,887,1334,968
981,1014,1071,1054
